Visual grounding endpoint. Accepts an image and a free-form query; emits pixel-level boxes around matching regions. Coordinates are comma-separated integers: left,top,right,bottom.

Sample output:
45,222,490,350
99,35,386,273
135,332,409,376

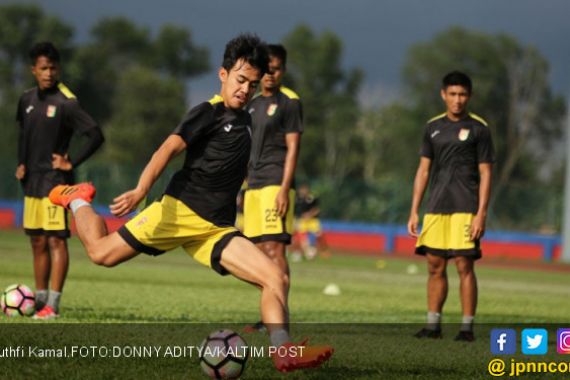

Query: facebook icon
491,329,516,355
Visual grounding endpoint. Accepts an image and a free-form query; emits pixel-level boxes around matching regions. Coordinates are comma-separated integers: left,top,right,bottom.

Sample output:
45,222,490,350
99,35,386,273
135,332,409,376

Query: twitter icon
522,329,548,354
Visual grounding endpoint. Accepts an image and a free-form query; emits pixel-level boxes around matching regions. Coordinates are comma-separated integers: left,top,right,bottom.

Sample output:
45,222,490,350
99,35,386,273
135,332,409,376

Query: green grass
1,229,570,379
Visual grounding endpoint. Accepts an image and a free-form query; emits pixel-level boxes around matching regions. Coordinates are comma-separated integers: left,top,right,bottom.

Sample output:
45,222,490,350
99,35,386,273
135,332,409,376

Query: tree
282,25,363,181
104,65,186,165
68,17,210,167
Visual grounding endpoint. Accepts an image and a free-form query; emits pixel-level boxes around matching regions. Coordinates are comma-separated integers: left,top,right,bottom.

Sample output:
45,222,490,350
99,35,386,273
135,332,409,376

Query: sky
10,0,570,107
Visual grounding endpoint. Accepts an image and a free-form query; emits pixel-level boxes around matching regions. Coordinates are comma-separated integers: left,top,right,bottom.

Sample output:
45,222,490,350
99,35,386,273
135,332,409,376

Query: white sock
35,289,48,310
47,290,61,313
461,315,474,332
427,311,441,330
70,199,91,214
270,328,290,347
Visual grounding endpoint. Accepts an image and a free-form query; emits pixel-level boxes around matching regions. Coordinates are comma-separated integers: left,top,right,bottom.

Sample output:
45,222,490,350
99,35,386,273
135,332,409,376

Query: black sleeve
64,99,98,134
64,100,104,167
70,128,105,168
476,125,495,163
172,102,213,146
16,97,26,165
419,124,433,158
283,98,303,133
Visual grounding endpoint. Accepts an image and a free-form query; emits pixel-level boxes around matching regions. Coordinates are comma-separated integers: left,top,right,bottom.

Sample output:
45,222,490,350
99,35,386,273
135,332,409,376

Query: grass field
2,229,570,379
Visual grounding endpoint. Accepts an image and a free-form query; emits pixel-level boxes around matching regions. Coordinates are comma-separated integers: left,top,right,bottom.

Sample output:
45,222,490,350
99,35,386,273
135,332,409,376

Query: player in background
48,34,332,372
15,41,104,319
407,71,494,341
234,187,246,232
290,184,330,261
243,44,303,331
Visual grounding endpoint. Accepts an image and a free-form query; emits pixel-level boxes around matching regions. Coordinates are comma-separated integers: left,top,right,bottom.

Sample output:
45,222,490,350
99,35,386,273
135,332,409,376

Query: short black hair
222,34,269,76
442,71,472,93
29,41,60,65
267,44,287,68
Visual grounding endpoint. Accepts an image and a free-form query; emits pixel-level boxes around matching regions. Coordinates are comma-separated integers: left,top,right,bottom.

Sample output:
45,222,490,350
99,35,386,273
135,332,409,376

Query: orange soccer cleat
33,305,59,320
49,182,96,209
271,339,334,373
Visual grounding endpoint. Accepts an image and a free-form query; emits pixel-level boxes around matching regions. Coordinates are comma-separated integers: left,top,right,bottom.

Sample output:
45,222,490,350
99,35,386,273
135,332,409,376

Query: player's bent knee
263,266,289,293
85,246,116,267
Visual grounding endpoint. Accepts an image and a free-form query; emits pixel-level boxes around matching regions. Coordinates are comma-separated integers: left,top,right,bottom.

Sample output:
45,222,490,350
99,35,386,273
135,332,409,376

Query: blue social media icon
491,329,516,355
522,329,548,355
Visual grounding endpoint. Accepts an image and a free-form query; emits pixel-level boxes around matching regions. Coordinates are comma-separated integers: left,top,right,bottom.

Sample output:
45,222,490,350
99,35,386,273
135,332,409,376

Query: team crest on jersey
267,103,278,116
458,128,470,141
46,105,57,118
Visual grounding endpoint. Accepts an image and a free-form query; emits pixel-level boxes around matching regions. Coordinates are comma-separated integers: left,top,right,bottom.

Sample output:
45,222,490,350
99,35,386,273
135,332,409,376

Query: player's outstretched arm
110,135,186,217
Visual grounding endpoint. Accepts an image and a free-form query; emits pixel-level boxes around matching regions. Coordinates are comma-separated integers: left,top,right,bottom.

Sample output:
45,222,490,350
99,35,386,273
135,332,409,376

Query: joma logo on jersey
46,105,57,118
458,128,470,141
267,103,278,116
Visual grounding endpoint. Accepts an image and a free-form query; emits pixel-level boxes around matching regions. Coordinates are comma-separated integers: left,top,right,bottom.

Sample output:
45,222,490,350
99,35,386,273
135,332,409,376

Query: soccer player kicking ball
49,34,333,372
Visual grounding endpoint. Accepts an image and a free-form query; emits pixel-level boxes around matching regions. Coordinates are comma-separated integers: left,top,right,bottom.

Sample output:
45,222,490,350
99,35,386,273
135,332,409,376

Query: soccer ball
199,329,249,379
1,284,35,317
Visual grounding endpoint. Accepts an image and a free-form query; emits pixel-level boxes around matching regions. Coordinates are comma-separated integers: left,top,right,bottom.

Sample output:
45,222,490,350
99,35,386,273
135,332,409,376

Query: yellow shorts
235,212,244,232
296,218,322,235
243,186,295,244
117,195,242,275
415,213,481,259
23,196,70,238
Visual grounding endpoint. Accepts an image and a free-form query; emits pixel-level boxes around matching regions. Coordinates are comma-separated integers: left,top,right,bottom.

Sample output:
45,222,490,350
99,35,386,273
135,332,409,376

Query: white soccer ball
1,284,35,317
199,329,248,379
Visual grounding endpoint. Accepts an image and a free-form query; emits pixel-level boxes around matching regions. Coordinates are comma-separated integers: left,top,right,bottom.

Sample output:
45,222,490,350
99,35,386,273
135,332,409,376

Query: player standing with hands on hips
16,41,104,319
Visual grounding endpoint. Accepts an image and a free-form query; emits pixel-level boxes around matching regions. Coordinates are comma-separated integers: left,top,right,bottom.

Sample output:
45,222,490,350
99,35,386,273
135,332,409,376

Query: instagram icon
557,329,570,354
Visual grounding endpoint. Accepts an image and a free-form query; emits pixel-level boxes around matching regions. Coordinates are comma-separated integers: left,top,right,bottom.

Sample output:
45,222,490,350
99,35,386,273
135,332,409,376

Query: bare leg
72,206,139,267
257,241,290,277
426,253,448,313
222,237,334,370
223,237,289,328
46,236,68,292
455,256,477,316
30,236,50,290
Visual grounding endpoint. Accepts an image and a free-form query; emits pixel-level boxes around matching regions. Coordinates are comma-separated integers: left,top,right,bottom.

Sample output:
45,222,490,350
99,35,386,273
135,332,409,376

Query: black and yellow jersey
295,192,319,217
246,86,303,189
16,82,102,197
420,112,495,214
164,95,252,227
